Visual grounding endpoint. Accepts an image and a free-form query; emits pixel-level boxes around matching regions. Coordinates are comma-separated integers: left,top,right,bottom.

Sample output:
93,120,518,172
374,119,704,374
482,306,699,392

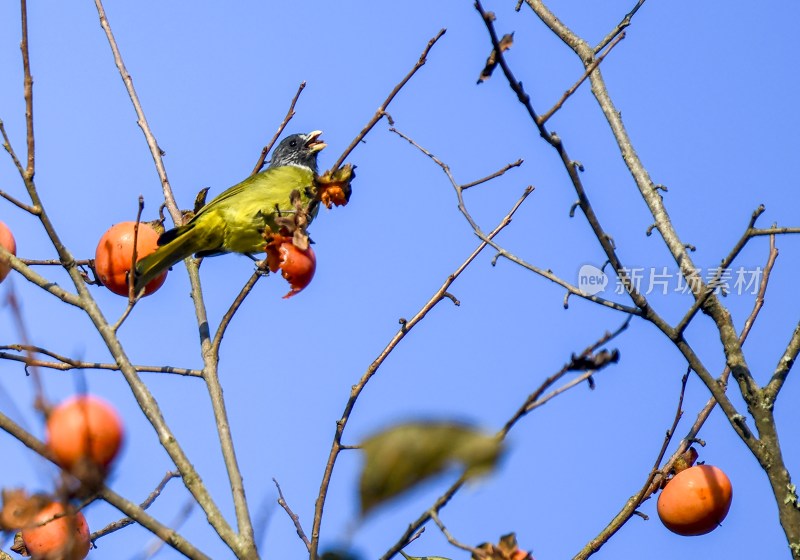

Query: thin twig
0,118,27,181
91,471,180,541
499,319,628,438
762,235,796,401
0,247,82,307
20,258,92,266
9,0,99,303
0,188,38,213
251,82,306,175
0,345,202,377
273,478,310,551
430,510,482,556
525,369,596,409
749,226,800,236
211,272,261,357
594,0,646,52
647,372,690,478
328,28,446,172
674,205,766,336
381,475,468,560
20,0,35,180
94,0,180,224
6,287,46,410
111,199,145,331
128,197,145,299
538,32,626,125
461,159,523,190
11,0,91,285
740,234,777,343
592,371,690,549
390,127,641,316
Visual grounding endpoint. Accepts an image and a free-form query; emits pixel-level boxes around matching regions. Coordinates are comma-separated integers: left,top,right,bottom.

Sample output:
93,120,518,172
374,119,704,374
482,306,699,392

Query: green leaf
359,421,504,515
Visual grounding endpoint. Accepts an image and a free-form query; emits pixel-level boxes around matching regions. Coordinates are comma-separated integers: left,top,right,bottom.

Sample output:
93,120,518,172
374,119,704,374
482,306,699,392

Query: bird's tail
134,224,198,293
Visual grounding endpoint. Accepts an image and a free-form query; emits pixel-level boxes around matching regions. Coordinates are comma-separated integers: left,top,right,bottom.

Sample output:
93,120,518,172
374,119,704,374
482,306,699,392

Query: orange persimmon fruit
21,501,90,560
266,240,316,298
46,395,124,471
94,221,166,296
0,220,17,283
657,464,733,536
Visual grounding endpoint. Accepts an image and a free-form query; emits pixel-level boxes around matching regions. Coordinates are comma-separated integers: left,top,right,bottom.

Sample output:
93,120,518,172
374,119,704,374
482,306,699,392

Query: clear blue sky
1,1,798,559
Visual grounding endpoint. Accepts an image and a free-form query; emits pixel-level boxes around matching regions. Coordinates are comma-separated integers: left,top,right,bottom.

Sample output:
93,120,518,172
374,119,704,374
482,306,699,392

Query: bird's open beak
305,130,327,153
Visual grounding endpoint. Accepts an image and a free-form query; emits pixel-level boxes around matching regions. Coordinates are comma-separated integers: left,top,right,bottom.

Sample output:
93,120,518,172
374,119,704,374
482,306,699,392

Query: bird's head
269,131,327,173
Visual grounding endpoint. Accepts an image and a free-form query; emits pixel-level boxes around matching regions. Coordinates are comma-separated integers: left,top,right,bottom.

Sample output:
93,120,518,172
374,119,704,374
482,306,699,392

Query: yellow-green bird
134,131,327,293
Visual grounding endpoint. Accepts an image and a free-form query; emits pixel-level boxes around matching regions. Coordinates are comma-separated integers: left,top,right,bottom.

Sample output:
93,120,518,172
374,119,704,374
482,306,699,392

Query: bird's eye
289,139,298,148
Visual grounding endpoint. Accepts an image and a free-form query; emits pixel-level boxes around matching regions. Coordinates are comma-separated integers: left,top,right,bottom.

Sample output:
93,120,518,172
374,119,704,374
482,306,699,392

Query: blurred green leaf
359,421,504,515
320,550,362,560
400,551,453,560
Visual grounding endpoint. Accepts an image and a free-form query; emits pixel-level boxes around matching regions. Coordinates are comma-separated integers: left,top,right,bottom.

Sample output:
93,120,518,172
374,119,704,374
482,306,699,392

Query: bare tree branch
251,82,306,175
93,0,179,224
273,478,310,552
461,158,523,190
499,319,627,438
93,4,256,551
484,0,800,551
574,372,689,559
328,28,446,172
594,0,647,52
91,471,180,541
212,272,262,358
382,321,627,560
430,510,482,556
576,224,780,559
0,345,203,376
0,118,28,183
674,205,766,336
316,186,532,560
308,28,451,559
539,31,626,125
0,409,209,559
20,0,35,180
390,127,642,316
474,1,661,322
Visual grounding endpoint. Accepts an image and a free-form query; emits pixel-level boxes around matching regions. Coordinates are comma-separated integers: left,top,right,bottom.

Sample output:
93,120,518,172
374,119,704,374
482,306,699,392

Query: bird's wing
192,172,264,219
194,166,315,221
